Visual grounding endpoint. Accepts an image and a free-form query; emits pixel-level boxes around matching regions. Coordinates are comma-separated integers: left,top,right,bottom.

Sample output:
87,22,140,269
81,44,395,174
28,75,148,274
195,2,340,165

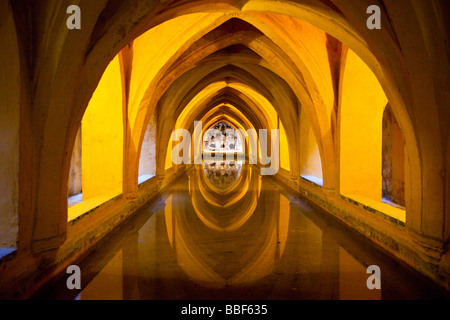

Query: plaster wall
0,2,19,248
82,56,124,200
166,139,173,170
339,49,388,201
68,129,82,197
279,119,290,171
391,123,405,206
139,109,157,177
299,108,322,179
382,106,405,206
382,108,393,198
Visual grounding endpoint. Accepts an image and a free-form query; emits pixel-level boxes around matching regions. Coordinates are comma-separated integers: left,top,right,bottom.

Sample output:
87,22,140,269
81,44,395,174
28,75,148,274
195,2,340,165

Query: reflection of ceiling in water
190,162,260,232
175,166,290,287
203,161,242,190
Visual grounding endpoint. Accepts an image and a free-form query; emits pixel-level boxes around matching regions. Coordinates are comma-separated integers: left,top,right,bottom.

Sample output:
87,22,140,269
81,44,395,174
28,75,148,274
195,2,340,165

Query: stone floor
35,164,449,300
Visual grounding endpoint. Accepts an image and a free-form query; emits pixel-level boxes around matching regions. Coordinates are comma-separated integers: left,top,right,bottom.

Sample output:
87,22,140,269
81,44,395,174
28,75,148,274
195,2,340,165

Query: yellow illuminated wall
82,56,124,200
279,119,290,171
299,108,322,179
339,49,388,201
127,13,223,129
165,139,173,170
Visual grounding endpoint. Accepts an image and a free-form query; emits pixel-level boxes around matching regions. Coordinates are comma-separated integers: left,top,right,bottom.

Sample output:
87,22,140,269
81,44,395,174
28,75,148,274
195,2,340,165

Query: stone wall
139,109,157,176
0,1,19,248
382,107,393,198
382,105,405,206
68,129,82,197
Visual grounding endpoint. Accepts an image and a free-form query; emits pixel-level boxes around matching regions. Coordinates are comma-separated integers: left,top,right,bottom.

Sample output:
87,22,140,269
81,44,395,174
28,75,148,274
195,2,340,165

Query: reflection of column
276,197,291,259
139,199,181,300
122,231,140,300
319,232,340,299
274,193,281,258
149,203,167,299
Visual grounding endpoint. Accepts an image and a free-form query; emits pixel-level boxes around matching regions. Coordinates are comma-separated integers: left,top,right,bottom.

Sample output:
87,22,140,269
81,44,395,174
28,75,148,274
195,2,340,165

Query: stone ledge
0,248,16,264
68,192,122,224
340,193,406,226
272,172,449,290
0,167,186,299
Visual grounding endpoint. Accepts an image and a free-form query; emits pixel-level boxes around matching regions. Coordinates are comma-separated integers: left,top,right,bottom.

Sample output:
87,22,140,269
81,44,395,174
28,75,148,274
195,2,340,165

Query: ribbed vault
4,0,449,293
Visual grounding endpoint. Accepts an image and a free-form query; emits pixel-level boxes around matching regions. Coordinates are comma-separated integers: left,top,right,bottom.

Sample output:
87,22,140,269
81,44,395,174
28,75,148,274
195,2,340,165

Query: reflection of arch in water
196,163,257,210
189,164,261,232
202,160,243,192
198,160,260,202
171,177,288,288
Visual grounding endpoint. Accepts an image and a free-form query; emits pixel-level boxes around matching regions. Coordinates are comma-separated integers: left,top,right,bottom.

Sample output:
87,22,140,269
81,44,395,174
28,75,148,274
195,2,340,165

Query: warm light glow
2,0,448,301
340,49,388,201
299,107,323,180
165,138,173,170
279,119,290,171
82,56,124,200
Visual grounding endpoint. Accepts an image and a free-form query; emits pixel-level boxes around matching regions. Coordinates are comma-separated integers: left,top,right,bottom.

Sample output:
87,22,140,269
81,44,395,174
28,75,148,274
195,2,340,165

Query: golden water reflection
202,160,243,191
37,165,447,300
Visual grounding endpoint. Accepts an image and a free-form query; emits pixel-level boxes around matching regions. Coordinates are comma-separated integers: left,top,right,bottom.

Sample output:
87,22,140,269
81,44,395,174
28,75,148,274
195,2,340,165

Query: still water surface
35,163,448,300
